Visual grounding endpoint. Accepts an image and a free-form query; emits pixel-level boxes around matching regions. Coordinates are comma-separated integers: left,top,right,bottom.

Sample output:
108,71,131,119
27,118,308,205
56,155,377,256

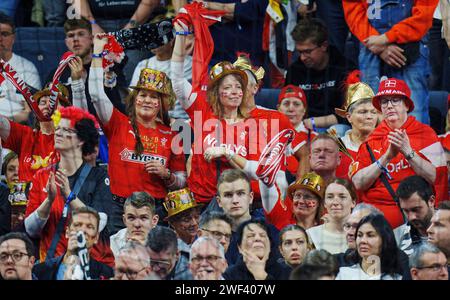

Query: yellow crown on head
288,172,325,199
233,54,265,81
208,61,248,89
163,188,202,220
335,82,374,117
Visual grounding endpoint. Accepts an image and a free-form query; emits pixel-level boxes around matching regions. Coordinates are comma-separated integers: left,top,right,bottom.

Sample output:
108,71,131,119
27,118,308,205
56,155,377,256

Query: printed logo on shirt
386,159,410,174
141,136,159,153
120,148,167,165
161,137,167,147
203,134,248,156
299,81,336,91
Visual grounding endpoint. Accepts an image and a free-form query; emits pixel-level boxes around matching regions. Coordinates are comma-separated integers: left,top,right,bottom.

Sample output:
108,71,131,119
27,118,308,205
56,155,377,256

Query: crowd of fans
0,0,449,281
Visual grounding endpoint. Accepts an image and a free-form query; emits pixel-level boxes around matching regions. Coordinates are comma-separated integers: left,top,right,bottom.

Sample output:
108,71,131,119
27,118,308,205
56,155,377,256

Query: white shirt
341,129,360,153
336,264,402,280
0,53,41,118
110,228,128,259
307,224,348,254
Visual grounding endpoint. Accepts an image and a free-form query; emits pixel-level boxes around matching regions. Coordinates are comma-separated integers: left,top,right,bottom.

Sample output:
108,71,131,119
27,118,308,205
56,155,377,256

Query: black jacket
33,255,114,280
223,256,291,280
0,183,11,236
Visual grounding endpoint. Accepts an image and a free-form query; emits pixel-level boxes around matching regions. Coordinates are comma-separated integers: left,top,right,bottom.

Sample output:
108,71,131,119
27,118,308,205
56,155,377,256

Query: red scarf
174,2,226,91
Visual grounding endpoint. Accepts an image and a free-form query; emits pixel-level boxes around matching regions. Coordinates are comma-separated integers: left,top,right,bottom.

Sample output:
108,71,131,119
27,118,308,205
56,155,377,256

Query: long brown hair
125,89,171,156
207,74,248,119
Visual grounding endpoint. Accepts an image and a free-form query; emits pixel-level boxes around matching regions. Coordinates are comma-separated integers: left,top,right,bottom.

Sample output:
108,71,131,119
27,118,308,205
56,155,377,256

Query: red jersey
2,120,58,182
102,108,186,198
351,116,448,228
336,130,360,180
285,122,317,175
265,193,296,230
186,90,249,203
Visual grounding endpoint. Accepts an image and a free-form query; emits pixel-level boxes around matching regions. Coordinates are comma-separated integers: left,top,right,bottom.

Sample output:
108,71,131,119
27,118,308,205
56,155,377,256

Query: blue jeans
428,19,450,92
0,0,20,18
359,42,430,124
43,0,67,27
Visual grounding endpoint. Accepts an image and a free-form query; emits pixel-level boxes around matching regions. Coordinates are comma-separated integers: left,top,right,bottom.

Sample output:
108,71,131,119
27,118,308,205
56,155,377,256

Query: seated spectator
0,180,9,236
189,236,228,280
286,18,355,130
290,249,339,280
351,78,448,229
0,232,36,280
32,206,114,280
114,241,157,280
146,226,192,280
409,242,448,280
110,191,159,259
278,225,310,269
223,219,291,280
427,201,450,261
336,214,403,280
309,134,341,185
0,12,41,123
24,107,113,266
307,178,356,254
198,211,233,253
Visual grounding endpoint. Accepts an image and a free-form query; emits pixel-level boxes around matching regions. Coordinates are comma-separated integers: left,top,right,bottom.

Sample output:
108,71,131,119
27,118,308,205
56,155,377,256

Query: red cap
372,78,414,112
278,85,307,108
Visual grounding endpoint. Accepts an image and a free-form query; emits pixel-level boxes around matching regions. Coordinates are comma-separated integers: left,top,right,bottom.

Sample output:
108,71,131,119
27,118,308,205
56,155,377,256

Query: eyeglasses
417,264,449,272
55,126,78,137
115,266,148,280
343,223,359,232
0,251,29,263
66,31,90,40
292,193,318,207
190,255,223,265
297,46,320,56
201,228,232,241
149,258,172,271
380,98,403,107
0,31,14,37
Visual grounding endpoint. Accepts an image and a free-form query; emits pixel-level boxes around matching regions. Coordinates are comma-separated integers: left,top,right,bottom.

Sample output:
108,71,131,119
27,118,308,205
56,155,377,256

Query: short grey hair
347,98,373,114
352,203,383,216
189,237,225,262
409,242,444,269
118,241,150,265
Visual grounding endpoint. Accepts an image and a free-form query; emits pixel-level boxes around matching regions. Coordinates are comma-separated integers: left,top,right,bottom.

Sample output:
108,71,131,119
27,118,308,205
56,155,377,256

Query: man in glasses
198,211,232,253
146,226,192,280
0,12,41,123
0,232,36,280
409,242,448,280
286,18,356,131
189,237,227,280
114,241,157,280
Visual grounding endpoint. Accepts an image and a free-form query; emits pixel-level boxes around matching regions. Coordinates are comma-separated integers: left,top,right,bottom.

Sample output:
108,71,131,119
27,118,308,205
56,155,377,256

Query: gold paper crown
163,188,202,220
130,68,176,111
335,82,374,117
208,61,248,89
33,83,71,106
288,172,325,200
233,55,265,81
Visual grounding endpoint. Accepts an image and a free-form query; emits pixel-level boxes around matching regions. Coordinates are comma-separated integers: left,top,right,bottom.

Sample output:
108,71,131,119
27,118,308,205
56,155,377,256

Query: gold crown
208,61,248,89
233,55,265,81
33,83,71,106
130,68,176,111
163,188,202,220
288,172,325,199
335,82,374,117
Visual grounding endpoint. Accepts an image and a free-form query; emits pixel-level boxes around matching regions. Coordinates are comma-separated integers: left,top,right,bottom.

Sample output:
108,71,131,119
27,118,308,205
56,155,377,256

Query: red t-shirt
186,90,250,203
2,120,58,182
265,194,296,231
351,116,448,228
102,108,186,198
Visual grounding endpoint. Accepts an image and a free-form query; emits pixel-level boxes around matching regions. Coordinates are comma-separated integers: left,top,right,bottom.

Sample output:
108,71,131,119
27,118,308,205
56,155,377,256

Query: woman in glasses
351,78,447,229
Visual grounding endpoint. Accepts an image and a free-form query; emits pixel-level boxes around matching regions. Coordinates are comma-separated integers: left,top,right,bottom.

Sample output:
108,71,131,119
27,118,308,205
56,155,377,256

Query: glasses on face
55,126,77,137
0,31,14,38
66,31,90,40
417,263,449,272
201,228,232,241
297,46,320,56
293,193,318,207
343,222,359,232
380,98,403,108
150,258,172,271
115,266,148,280
0,251,29,263
190,255,223,265
175,211,200,224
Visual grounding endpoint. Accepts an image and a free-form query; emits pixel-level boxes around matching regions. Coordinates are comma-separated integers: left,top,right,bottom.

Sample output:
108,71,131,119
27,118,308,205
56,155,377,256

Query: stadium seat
255,88,281,110
429,90,449,134
13,27,67,83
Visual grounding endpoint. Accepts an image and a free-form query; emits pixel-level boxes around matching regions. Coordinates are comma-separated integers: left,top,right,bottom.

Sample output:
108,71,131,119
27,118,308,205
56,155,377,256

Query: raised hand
388,129,413,156
241,249,268,280
68,56,85,81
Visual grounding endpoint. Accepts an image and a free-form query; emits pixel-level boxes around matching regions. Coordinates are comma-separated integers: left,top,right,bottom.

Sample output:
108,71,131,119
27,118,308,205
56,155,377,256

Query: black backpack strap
365,144,406,223
45,163,92,261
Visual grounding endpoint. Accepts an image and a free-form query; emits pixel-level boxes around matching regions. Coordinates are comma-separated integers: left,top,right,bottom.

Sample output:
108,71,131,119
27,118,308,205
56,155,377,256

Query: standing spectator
278,224,310,269
342,0,438,124
0,12,41,123
307,178,356,254
33,206,114,280
146,226,192,280
222,219,291,280
409,242,448,280
110,191,159,259
198,211,233,253
189,236,228,280
90,35,187,233
351,78,448,229
309,134,341,184
336,214,403,280
24,107,113,266
286,18,356,130
79,0,161,84
114,241,156,280
42,0,67,27
0,232,36,280
427,201,450,260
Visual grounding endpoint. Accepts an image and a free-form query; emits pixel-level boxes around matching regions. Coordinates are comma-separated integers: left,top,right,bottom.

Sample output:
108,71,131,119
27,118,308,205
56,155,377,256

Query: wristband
375,159,392,180
92,51,107,58
405,150,415,161
128,19,139,28
175,31,193,35
310,117,317,132
90,19,96,25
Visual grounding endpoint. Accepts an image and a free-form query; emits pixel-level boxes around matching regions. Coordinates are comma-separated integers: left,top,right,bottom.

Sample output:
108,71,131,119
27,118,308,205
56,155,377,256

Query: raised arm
123,0,159,30
68,56,89,111
0,115,11,141
88,35,114,124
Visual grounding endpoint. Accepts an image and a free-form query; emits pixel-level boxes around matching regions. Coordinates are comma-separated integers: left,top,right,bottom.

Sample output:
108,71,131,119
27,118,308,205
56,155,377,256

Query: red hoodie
351,116,448,228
